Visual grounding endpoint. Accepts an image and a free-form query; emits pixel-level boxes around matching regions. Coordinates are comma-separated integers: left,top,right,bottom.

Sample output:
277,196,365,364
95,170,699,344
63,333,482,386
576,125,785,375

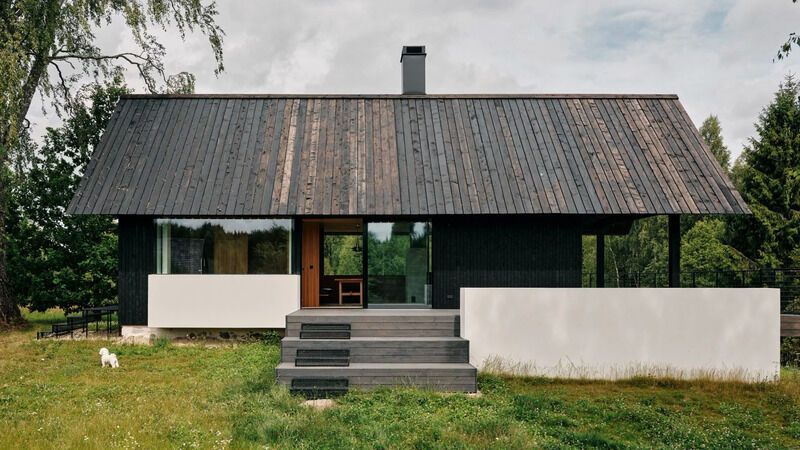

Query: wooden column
668,215,680,287
596,234,605,288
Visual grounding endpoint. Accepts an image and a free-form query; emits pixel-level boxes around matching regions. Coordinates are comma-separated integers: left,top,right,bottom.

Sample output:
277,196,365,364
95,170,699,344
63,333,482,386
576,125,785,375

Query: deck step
277,362,477,392
286,310,460,338
299,323,351,340
295,349,350,367
282,337,469,364
290,377,349,398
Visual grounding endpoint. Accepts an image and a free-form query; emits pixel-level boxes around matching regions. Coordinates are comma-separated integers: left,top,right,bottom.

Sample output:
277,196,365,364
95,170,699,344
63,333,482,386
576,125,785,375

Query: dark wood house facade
68,94,749,328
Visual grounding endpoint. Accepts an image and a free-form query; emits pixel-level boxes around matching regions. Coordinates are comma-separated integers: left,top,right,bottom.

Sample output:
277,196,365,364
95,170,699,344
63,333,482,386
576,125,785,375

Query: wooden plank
435,99,462,214
633,98,698,213
449,99,480,213
561,99,613,213
319,99,337,215
483,99,522,213
69,101,128,213
206,98,248,214
115,99,173,215
506,99,549,213
235,99,270,215
84,100,139,214
363,100,375,214
422,100,446,214
551,99,605,213
268,99,296,214
493,100,538,214
112,99,168,214
414,100,438,214
384,100,402,214
402,99,422,214
225,99,261,215
668,99,747,213
302,99,323,214
378,100,400,214
568,99,625,214
196,98,239,214
393,100,411,214
408,100,429,214
187,98,228,213
656,99,730,213
357,99,368,214
170,97,217,215
538,99,588,213
281,99,307,215
372,99,385,214
523,100,572,213
591,99,655,213
464,99,500,213
247,99,280,214
275,99,302,214
474,99,512,213
281,100,306,215
582,100,639,214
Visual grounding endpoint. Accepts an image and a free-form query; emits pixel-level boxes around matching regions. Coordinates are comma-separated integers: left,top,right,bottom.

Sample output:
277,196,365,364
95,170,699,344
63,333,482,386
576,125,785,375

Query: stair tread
283,336,465,342
278,362,475,370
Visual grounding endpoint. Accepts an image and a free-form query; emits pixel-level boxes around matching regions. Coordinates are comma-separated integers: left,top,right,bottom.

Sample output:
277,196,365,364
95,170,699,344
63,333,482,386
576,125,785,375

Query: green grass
1,312,799,449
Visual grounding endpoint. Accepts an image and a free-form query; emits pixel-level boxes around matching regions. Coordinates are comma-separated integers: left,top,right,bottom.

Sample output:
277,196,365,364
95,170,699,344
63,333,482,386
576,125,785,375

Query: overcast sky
28,0,800,160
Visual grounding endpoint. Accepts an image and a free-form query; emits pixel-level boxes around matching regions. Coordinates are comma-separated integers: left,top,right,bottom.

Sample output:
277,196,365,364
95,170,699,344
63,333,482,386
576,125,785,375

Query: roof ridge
120,93,679,100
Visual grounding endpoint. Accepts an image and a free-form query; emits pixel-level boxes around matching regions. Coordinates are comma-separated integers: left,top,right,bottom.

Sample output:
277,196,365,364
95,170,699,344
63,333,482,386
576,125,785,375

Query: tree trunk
0,171,21,326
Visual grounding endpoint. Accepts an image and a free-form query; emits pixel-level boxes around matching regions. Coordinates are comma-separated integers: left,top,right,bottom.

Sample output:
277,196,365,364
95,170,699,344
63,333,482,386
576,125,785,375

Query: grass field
2,310,799,449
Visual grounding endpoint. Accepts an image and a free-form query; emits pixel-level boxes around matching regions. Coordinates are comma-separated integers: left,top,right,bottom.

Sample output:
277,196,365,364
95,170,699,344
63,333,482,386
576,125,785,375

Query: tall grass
0,312,798,448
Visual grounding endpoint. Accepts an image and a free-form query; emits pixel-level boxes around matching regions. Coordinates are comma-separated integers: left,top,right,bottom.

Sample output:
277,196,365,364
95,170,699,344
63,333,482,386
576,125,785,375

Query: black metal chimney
401,45,426,95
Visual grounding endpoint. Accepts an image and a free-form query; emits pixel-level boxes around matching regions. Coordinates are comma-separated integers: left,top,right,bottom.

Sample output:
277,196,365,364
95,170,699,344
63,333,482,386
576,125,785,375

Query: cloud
26,0,800,161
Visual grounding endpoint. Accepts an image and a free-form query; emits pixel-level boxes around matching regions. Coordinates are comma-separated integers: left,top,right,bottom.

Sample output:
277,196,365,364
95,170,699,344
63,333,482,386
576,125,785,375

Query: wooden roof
68,94,749,216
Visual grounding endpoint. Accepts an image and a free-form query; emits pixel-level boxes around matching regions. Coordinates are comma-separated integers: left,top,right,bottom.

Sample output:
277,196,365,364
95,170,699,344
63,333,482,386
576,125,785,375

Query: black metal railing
583,268,800,314
36,305,120,339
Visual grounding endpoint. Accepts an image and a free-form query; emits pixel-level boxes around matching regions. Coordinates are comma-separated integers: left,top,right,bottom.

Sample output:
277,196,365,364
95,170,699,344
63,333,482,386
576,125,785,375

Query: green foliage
729,76,800,268
699,114,730,171
323,234,362,275
681,218,751,284
783,338,800,367
6,81,126,312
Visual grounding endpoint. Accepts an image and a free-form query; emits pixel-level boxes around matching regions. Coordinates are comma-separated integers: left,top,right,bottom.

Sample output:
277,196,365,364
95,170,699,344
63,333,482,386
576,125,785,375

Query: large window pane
156,219,292,274
323,234,363,276
367,222,431,305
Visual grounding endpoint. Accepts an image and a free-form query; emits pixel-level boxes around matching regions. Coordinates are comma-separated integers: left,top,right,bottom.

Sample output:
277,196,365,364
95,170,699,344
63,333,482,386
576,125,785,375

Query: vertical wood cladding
432,217,582,309
118,216,155,325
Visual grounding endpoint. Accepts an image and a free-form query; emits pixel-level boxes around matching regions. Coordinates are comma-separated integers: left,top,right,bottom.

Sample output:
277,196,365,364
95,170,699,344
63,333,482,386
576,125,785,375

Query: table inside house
334,278,363,305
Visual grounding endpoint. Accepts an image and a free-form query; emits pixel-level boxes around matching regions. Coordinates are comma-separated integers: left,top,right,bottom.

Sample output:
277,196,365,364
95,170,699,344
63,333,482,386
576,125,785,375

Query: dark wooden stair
276,309,477,394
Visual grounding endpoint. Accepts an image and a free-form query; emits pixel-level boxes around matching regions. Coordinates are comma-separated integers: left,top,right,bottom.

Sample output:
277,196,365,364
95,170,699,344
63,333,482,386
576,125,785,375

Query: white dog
99,348,120,368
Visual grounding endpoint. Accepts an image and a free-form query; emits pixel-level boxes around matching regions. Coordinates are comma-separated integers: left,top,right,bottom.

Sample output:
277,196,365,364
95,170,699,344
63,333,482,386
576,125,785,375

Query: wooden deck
783,314,800,337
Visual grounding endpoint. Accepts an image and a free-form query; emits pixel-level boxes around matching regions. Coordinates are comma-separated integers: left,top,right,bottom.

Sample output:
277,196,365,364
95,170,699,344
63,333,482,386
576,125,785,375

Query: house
68,46,753,392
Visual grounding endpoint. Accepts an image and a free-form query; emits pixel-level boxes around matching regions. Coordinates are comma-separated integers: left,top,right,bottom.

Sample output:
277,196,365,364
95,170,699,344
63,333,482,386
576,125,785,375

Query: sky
27,0,800,161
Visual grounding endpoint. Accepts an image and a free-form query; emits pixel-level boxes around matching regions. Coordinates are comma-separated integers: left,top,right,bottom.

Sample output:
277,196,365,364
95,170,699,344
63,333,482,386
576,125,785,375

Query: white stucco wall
148,275,299,328
461,288,781,382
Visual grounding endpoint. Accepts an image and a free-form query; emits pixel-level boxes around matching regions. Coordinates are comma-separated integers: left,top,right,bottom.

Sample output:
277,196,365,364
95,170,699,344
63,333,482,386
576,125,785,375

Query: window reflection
367,222,431,305
156,219,292,274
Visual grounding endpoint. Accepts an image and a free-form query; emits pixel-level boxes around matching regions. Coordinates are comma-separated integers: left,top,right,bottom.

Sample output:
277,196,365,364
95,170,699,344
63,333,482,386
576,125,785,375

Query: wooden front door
301,222,321,307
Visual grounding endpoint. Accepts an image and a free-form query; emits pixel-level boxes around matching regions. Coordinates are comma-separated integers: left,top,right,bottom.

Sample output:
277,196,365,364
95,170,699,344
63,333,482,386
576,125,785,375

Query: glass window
367,222,431,305
156,219,292,274
323,234,363,276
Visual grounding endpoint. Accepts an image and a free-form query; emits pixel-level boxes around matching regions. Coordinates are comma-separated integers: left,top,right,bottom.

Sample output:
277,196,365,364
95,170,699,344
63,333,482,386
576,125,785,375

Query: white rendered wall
148,275,299,328
461,288,780,382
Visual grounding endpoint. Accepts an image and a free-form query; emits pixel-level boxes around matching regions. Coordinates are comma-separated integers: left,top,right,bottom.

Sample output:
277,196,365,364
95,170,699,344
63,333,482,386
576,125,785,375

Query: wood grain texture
68,95,750,216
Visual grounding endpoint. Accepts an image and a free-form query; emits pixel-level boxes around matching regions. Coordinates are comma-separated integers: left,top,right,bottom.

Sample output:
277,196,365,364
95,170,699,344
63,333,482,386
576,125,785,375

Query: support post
668,215,680,287
596,234,605,288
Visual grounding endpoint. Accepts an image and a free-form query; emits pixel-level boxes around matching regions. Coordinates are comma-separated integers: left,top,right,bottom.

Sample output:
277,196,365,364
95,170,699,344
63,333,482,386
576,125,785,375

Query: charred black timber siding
432,217,582,309
68,95,749,217
118,216,155,325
